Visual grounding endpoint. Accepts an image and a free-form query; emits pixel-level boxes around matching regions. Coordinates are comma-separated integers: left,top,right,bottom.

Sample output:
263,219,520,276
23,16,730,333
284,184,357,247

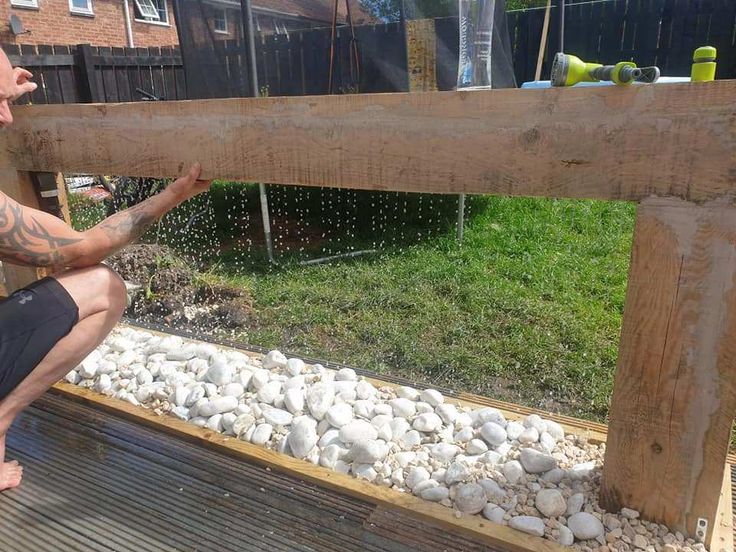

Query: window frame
69,0,94,16
213,7,228,34
10,0,39,9
134,0,169,25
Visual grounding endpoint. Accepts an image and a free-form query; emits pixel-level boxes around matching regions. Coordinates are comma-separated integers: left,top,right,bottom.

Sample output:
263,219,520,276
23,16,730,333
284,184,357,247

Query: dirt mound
107,244,252,331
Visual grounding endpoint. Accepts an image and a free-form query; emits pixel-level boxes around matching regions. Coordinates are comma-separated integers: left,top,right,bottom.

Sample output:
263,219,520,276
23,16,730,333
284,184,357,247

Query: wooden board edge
49,382,566,552
708,464,734,552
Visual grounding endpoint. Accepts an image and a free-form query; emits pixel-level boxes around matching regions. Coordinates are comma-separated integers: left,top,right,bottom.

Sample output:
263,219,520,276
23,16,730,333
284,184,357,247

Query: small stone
250,368,270,390
568,512,605,541
558,525,574,546
355,380,377,400
396,386,420,400
198,396,239,417
445,461,471,485
518,427,540,444
319,444,342,469
503,460,524,485
389,418,410,442
466,439,488,455
394,451,416,468
566,492,585,516
325,403,354,428
633,534,648,549
406,467,430,490
479,422,507,446
206,359,233,386
519,448,556,473
545,420,565,441
419,389,444,407
421,486,450,502
262,350,287,370
351,440,388,463
535,489,567,518
284,388,305,414
287,417,319,459
335,368,357,381
430,443,461,462
222,382,245,398
436,403,458,424
482,504,505,524
542,468,565,484
353,464,377,482
505,421,524,440
620,508,640,520
454,426,474,443
478,479,506,502
339,419,378,444
284,358,304,376
473,408,507,428
400,430,422,449
206,414,223,432
662,545,677,552
413,413,443,433
307,383,335,420
389,398,416,418
257,381,282,404
539,432,556,453
509,516,545,537
250,423,273,445
262,407,293,427
454,483,487,514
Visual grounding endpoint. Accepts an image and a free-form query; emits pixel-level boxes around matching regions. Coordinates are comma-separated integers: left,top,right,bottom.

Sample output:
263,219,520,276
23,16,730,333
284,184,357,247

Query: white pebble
419,389,444,407
355,380,376,400
558,525,574,546
518,426,539,444
284,388,305,414
436,403,458,425
262,406,293,427
325,403,354,428
454,483,487,514
466,439,488,455
519,448,556,473
430,443,460,462
262,350,287,370
396,386,420,400
389,398,416,418
412,413,443,433
535,488,566,518
566,492,585,516
479,422,507,446
285,358,304,376
482,504,505,524
406,467,430,490
509,516,544,537
287,417,319,458
339,420,378,444
307,383,335,420
335,368,357,381
421,486,449,502
351,440,388,463
400,430,422,449
251,423,273,445
445,461,470,485
502,460,524,485
567,511,604,540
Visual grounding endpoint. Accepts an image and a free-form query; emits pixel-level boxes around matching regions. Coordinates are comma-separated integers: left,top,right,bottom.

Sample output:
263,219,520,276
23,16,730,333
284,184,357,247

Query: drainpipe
123,0,135,48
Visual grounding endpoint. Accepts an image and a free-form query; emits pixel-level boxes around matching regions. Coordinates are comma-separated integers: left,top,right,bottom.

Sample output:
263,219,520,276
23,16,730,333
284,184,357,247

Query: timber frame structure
0,81,735,551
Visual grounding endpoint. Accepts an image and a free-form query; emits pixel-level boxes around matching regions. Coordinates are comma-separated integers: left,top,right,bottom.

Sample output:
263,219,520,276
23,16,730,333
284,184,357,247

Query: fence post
76,43,101,103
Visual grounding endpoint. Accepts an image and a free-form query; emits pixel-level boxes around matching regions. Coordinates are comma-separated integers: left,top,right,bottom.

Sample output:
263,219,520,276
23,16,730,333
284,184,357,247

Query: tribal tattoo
0,194,81,267
97,201,160,244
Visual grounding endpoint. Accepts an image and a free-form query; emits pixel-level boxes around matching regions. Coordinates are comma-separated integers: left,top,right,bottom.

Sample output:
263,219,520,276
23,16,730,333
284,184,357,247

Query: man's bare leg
0,264,126,490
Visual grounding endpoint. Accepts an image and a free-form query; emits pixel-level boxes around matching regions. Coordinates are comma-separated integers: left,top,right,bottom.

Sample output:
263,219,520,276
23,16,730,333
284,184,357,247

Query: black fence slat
54,45,79,104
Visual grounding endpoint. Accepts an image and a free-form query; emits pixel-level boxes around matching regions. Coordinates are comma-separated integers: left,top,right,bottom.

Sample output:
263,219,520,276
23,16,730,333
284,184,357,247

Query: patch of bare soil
107,244,252,331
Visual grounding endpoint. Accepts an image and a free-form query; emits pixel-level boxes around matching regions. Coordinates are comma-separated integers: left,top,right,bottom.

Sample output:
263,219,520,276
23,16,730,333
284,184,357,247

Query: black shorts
0,277,79,400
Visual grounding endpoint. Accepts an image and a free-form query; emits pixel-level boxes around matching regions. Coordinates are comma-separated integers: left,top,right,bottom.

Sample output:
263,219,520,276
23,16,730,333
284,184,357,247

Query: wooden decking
0,392,500,552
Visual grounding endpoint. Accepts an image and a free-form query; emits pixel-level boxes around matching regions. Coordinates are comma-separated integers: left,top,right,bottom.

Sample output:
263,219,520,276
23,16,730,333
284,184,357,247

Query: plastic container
457,0,496,89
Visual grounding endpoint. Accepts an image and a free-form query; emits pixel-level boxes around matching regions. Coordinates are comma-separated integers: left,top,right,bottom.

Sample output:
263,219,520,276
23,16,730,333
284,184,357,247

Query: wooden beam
601,197,736,543
710,465,734,552
0,82,735,202
50,382,565,552
0,170,45,292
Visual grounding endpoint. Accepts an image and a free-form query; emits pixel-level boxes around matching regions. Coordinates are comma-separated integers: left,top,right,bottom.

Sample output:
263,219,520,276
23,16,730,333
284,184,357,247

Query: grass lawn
207,194,635,423
72,186,636,424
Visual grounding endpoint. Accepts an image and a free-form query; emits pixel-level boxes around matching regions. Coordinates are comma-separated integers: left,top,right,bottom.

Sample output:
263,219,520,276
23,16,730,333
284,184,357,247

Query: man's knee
54,264,127,319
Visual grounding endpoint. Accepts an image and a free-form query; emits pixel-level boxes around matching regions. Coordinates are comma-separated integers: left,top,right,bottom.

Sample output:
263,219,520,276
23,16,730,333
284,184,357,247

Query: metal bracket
695,517,708,543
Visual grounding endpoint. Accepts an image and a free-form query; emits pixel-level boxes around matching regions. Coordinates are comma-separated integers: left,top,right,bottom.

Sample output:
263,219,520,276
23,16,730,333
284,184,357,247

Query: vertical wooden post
76,44,101,103
601,197,736,547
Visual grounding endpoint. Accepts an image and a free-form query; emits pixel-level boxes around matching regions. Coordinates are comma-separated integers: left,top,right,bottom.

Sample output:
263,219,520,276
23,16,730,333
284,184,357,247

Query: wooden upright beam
0,82,734,202
601,197,736,545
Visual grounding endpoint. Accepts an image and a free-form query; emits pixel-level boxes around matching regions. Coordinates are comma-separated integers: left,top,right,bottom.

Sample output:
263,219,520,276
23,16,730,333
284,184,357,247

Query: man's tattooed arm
0,165,210,269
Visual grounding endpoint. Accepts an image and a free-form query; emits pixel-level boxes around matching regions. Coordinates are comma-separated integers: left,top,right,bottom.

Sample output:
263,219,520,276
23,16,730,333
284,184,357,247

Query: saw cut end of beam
1,81,735,202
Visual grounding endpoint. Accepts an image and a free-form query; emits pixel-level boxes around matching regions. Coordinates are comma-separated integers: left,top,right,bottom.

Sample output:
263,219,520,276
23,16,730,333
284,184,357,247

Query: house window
213,8,227,34
69,0,94,16
134,0,168,24
10,0,38,9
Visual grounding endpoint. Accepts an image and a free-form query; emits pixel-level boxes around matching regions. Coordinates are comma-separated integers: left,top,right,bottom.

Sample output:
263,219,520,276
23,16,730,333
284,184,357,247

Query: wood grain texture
601,197,736,542
711,465,734,552
50,382,565,552
0,82,735,201
0,170,45,292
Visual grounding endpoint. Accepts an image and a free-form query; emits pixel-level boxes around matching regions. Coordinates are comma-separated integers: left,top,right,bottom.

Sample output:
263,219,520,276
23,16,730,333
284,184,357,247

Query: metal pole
558,0,565,53
457,193,465,243
242,0,275,264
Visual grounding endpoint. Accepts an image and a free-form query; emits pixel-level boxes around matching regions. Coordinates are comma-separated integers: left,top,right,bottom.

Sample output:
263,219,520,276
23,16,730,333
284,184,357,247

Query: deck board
1,393,502,552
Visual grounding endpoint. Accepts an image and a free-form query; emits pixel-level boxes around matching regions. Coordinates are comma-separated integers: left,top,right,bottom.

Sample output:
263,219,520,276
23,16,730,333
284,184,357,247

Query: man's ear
0,99,13,126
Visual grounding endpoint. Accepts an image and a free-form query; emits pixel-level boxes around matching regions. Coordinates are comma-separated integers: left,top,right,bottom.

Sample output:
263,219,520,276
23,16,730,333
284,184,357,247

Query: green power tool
550,52,660,86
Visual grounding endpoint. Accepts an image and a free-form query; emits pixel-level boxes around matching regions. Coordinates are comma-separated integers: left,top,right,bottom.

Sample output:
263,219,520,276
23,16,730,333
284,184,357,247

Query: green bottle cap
693,46,717,62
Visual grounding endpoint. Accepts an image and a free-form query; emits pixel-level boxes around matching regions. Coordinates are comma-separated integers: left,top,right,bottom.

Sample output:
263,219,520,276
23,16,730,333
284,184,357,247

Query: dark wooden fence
4,0,736,105
507,0,736,84
4,44,186,105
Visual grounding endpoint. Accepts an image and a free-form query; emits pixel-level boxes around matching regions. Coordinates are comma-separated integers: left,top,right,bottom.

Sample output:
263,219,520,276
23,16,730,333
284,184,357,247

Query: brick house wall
0,0,179,47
